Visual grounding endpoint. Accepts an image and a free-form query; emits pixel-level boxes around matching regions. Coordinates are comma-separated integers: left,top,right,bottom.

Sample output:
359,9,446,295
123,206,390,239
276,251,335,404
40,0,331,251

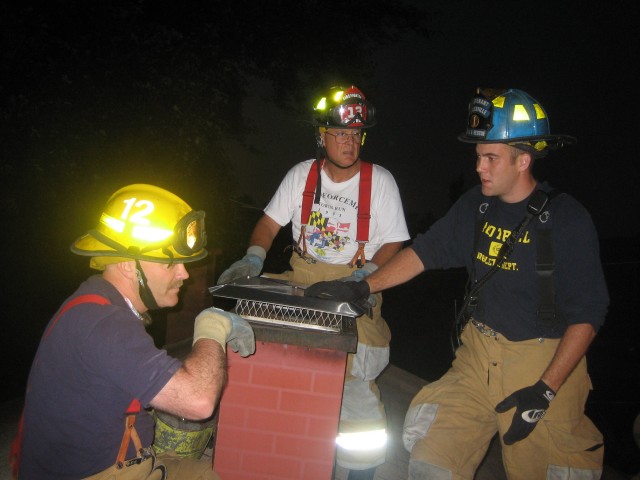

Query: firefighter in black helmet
217,85,410,479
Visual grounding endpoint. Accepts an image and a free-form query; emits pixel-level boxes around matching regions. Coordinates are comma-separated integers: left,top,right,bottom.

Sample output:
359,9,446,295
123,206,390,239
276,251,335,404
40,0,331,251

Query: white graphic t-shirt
265,159,410,264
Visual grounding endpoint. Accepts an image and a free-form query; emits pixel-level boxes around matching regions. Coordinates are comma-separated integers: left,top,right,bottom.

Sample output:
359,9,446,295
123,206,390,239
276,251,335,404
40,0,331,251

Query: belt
470,318,499,338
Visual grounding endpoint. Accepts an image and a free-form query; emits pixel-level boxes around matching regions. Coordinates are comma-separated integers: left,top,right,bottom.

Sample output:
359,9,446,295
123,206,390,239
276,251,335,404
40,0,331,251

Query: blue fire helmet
458,88,576,157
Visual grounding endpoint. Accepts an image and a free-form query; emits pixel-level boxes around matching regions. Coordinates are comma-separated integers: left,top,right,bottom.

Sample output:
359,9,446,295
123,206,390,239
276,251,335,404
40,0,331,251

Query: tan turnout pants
82,449,219,480
404,323,604,479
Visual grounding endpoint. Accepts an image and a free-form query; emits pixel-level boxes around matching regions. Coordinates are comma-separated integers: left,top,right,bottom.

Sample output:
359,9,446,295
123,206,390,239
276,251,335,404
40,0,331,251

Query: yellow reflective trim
533,103,547,119
132,225,173,242
492,96,506,108
512,104,530,121
101,213,125,233
508,140,549,152
332,90,344,102
315,97,327,111
534,140,548,151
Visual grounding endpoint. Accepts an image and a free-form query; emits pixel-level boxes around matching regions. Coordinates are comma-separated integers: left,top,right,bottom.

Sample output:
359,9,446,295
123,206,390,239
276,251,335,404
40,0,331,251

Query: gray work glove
193,307,255,357
216,246,266,285
495,379,556,445
338,262,378,309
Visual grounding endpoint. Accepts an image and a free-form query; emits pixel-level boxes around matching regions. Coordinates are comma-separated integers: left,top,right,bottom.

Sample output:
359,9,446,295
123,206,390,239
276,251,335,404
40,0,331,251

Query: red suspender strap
11,294,111,480
356,161,373,242
299,159,374,268
44,294,111,339
296,159,323,260
301,159,322,227
349,160,372,267
301,159,373,236
9,412,24,480
126,399,142,414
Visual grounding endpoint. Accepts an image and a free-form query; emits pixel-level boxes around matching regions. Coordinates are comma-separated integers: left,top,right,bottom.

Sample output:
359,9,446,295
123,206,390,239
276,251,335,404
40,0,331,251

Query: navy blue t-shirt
20,275,181,479
410,183,609,340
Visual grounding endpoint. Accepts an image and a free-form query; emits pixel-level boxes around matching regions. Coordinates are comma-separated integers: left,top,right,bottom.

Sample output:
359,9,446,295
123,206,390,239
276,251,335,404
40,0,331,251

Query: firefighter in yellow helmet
217,86,410,479
18,184,255,480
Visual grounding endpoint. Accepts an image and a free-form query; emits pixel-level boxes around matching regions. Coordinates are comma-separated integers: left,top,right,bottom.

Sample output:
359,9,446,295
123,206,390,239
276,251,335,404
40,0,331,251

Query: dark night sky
3,0,639,242
229,0,640,241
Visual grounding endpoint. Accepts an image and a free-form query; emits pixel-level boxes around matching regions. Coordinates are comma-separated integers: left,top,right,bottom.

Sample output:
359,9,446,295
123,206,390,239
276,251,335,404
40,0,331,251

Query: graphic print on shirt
475,220,532,272
306,195,356,258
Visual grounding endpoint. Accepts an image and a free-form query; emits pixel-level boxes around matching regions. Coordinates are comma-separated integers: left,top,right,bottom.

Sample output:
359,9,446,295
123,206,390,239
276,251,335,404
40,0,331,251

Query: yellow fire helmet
71,184,208,268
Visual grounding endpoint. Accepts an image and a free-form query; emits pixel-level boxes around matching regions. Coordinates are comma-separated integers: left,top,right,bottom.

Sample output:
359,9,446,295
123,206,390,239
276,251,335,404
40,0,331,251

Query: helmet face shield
172,210,207,256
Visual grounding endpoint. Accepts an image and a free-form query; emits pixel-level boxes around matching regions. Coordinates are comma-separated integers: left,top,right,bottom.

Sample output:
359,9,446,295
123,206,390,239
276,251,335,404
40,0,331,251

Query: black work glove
304,280,371,314
495,379,556,445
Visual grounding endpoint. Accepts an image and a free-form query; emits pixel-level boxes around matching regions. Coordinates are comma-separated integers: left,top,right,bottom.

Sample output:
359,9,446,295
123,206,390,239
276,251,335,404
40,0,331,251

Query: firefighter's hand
193,307,255,357
338,262,378,308
495,380,556,445
304,279,372,317
216,246,266,285
340,262,378,282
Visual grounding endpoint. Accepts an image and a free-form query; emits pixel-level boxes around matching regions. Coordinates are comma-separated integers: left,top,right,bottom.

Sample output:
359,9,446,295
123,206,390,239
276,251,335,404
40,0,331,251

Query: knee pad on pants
403,402,438,452
409,460,452,480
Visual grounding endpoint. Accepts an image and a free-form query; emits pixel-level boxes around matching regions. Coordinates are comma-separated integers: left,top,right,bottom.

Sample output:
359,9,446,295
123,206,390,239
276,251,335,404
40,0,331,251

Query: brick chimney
164,256,357,479
213,340,350,479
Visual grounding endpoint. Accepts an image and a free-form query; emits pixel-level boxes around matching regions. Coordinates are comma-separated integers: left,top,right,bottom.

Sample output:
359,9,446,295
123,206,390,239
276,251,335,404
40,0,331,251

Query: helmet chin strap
135,260,160,311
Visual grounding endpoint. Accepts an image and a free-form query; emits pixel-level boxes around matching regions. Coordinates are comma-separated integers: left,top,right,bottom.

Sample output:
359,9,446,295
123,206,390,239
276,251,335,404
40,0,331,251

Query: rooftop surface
2,364,635,480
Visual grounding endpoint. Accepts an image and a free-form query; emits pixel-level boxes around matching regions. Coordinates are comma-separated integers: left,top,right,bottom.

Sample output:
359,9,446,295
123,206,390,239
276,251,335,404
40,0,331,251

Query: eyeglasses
325,131,362,144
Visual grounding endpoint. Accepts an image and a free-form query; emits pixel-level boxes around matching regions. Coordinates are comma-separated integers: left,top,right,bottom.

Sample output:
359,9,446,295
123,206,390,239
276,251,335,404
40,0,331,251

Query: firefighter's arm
248,214,281,253
367,247,425,294
305,247,424,302
540,323,596,392
151,308,255,420
217,214,280,285
151,339,227,421
369,241,404,269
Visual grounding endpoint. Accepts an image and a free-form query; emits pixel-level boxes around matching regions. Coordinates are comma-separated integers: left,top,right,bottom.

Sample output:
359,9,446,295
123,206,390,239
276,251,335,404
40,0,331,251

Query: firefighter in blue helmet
305,88,608,479
460,87,576,155
217,85,410,479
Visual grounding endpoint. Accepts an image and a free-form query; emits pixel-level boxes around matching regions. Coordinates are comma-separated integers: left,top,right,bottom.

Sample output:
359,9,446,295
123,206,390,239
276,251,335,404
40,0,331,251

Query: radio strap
451,189,553,352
